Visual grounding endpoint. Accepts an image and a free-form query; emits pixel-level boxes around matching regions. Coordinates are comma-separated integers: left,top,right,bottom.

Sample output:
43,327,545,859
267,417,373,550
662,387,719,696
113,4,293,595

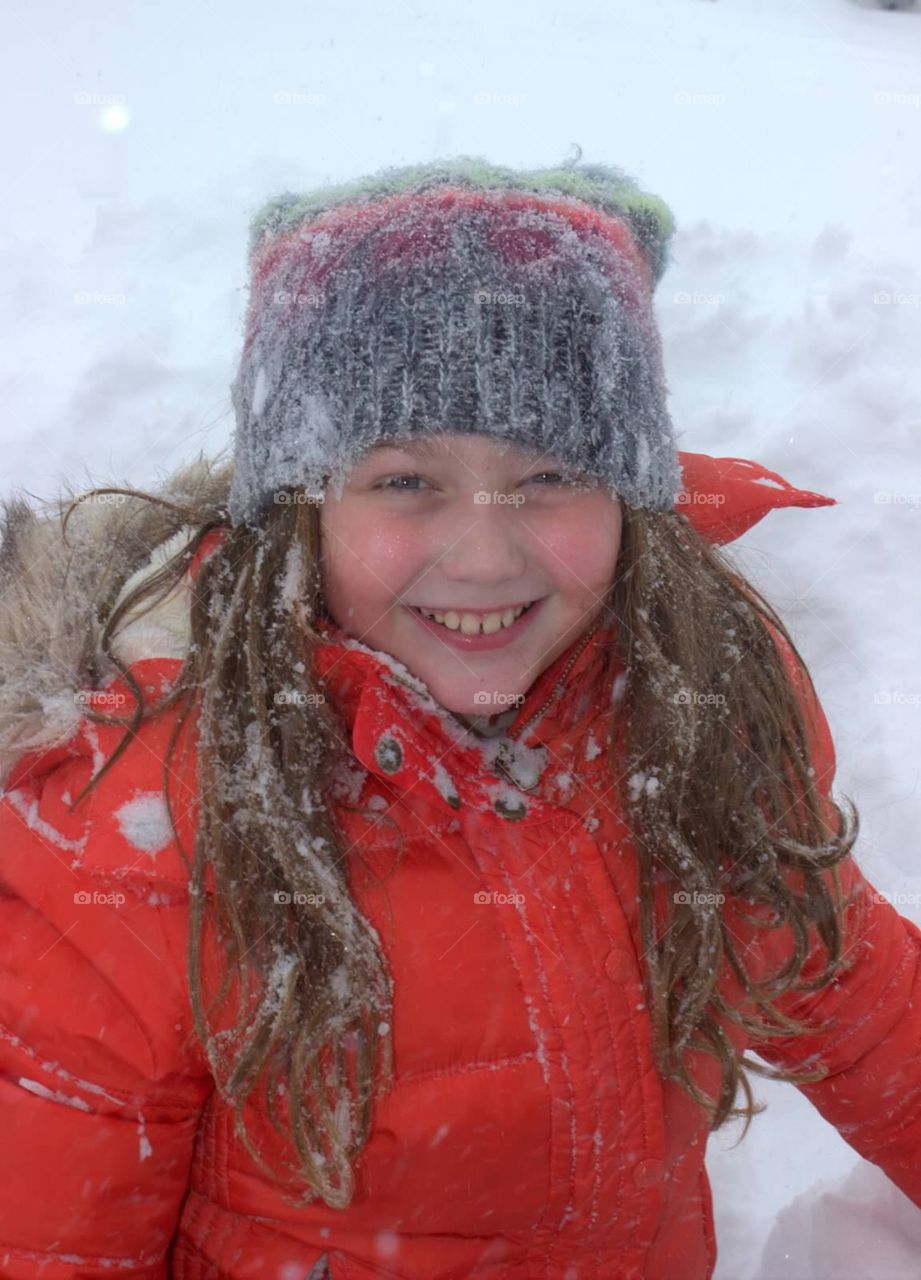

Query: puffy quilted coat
1,453,919,1279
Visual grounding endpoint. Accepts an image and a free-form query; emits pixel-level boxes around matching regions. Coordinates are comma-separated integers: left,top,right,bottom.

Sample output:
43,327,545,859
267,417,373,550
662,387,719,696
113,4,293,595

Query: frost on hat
227,154,684,526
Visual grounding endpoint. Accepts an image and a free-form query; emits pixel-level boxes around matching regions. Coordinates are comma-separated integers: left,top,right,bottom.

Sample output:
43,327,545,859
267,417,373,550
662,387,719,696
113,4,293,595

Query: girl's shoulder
0,484,212,902
0,659,201,909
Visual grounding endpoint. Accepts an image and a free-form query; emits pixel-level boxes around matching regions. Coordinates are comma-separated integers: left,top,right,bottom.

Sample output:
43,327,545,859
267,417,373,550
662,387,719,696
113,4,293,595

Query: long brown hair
65,453,857,1208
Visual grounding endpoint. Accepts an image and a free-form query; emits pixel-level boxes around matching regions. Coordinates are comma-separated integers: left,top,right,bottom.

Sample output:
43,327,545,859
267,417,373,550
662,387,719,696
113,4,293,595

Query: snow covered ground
2,0,919,1275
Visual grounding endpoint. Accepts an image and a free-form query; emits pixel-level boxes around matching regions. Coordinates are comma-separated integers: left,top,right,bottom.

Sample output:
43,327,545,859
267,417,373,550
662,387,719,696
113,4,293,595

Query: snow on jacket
0,453,918,1279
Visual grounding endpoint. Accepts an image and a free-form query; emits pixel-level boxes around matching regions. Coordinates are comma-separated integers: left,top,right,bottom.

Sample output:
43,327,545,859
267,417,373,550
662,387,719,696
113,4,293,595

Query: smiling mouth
410,600,539,636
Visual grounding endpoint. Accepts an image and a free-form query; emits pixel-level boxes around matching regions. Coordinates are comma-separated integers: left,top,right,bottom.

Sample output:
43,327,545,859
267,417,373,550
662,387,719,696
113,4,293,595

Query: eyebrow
366,438,449,459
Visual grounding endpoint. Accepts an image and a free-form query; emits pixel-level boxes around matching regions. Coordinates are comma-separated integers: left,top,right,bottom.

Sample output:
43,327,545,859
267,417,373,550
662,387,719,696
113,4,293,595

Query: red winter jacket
1,454,919,1279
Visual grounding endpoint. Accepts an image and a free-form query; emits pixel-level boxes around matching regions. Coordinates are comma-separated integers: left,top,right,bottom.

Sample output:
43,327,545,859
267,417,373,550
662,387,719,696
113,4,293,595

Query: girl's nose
437,495,529,585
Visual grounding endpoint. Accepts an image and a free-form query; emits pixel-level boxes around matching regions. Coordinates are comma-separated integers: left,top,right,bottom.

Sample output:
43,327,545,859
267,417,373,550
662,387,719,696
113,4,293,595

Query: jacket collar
309,613,621,815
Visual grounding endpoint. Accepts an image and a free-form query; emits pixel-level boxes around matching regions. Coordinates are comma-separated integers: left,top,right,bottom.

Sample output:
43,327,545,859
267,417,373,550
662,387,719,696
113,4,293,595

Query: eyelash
374,471,572,491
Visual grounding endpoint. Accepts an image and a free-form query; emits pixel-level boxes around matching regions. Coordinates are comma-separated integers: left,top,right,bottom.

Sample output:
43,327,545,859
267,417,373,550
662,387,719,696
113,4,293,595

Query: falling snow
0,6,919,1274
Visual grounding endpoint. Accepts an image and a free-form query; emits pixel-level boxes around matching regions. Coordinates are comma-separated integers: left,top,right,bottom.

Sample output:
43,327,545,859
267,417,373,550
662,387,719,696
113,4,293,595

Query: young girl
0,157,918,1280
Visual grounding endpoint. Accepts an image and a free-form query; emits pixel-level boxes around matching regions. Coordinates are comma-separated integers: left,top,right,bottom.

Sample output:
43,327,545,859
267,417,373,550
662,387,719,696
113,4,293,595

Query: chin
425,686,476,716
434,683,519,718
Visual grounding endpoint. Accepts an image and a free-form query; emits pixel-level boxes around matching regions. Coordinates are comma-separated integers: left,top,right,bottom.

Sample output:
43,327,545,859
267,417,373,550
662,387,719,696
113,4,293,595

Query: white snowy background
2,0,920,1276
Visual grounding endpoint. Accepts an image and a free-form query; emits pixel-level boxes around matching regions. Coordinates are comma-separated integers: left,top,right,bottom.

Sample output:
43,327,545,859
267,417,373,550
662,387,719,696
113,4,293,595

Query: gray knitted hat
228,154,683,526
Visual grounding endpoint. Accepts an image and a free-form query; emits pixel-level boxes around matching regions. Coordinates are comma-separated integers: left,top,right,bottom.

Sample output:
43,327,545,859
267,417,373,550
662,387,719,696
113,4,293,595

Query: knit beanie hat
227,154,684,527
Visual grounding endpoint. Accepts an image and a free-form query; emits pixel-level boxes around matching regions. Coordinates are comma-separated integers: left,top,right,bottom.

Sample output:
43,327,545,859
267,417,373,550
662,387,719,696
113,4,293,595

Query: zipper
495,618,602,792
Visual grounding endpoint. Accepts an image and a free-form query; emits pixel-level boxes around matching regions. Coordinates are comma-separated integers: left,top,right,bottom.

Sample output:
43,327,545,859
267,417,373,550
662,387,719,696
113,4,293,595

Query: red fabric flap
676,452,836,545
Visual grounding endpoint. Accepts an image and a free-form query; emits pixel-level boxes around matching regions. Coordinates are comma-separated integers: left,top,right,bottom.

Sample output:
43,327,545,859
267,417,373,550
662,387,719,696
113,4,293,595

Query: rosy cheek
555,519,619,593
537,507,619,578
376,531,419,567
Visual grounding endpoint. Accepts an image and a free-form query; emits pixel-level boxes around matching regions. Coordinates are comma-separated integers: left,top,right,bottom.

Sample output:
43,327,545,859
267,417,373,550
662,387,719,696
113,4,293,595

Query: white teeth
416,603,531,634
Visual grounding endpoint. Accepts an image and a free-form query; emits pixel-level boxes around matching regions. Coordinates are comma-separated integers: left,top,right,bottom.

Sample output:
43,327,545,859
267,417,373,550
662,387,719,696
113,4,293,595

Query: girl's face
318,432,623,717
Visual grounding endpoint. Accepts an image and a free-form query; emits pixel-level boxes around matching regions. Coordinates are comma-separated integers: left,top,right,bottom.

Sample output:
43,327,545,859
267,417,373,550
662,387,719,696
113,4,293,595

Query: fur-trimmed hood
0,452,233,786
0,448,836,788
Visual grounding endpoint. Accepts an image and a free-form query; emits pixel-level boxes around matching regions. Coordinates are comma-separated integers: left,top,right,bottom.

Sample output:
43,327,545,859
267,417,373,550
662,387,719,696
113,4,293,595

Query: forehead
362,434,552,464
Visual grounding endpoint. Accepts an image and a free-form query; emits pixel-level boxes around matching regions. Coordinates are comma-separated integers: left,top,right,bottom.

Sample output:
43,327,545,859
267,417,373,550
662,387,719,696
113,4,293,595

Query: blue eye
529,470,591,487
377,473,427,490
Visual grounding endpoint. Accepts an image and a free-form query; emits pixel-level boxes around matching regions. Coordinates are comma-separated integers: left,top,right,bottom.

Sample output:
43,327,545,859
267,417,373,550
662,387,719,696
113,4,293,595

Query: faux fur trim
0,451,233,785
